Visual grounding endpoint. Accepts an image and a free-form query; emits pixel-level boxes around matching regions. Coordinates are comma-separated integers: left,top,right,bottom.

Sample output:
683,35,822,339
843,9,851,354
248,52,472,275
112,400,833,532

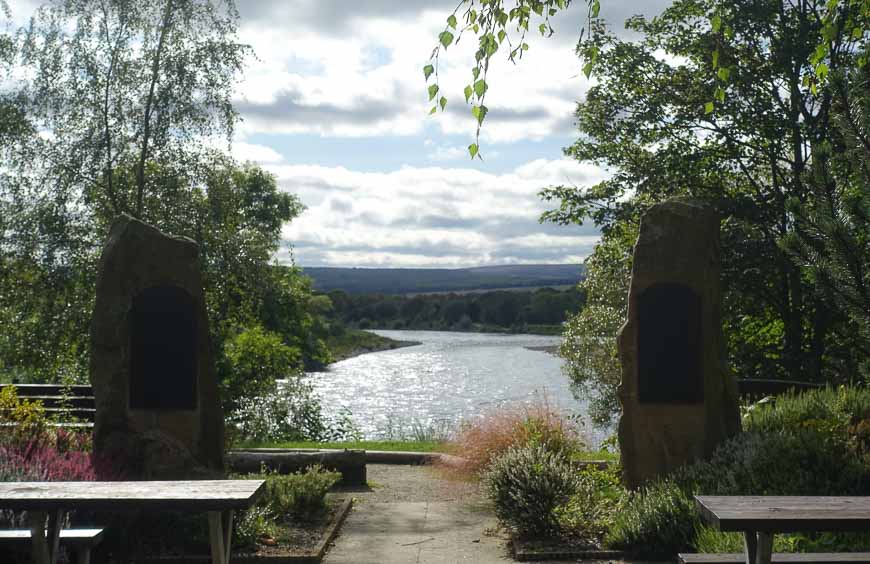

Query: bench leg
28,511,49,564
743,530,773,564
28,509,64,564
207,510,235,564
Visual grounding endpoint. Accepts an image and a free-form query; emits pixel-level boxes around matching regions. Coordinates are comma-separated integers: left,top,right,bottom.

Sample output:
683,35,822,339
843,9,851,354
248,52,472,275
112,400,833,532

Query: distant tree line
323,287,586,334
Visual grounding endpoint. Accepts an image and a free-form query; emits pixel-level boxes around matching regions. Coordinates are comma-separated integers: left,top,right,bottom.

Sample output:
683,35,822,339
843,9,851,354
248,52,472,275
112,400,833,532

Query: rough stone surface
617,199,740,489
90,215,223,478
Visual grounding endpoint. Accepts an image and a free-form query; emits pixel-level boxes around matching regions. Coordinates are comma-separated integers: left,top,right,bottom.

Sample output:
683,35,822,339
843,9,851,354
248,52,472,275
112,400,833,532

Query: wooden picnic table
0,479,265,564
695,496,870,564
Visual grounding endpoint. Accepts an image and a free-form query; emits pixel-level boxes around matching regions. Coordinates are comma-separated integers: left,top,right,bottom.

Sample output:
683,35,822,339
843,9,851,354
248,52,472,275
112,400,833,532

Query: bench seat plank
680,553,870,564
0,480,265,512
696,496,870,532
0,529,104,545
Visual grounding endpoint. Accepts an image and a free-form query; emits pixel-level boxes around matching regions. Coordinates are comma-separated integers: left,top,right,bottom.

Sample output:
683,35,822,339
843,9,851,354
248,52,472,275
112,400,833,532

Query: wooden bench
680,552,870,564
0,479,265,564
0,529,103,564
690,496,870,564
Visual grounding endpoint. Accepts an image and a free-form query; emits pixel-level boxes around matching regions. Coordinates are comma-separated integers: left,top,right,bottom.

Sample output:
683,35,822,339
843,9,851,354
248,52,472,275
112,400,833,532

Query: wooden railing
0,383,95,426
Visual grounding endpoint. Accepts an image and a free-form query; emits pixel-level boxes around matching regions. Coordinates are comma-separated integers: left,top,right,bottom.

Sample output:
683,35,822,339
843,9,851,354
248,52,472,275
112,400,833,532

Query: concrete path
323,500,510,563
324,464,580,564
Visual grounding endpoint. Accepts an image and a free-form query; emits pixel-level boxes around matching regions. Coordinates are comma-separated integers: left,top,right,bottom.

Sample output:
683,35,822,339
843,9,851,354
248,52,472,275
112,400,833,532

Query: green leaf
475,104,488,125
705,101,714,114
711,14,722,33
428,84,439,101
539,23,547,35
521,43,529,51
583,62,593,78
816,62,829,80
447,14,457,29
439,30,454,49
464,85,473,103
439,96,447,111
471,105,480,121
712,49,719,69
423,64,434,80
715,86,725,103
473,79,487,98
468,143,479,159
852,26,864,40
472,67,480,79
429,106,437,115
592,0,600,18
498,29,506,43
717,66,730,81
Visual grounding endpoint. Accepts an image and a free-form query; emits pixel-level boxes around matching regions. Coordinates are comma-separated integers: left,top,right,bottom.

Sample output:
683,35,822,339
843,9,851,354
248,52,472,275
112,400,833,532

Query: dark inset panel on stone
638,283,702,403
130,286,198,410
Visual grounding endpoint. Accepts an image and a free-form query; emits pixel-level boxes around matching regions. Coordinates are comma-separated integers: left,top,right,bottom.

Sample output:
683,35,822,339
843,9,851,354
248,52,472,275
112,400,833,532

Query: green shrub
609,387,870,557
743,386,870,435
675,429,866,496
0,386,50,448
227,377,359,444
484,444,580,537
554,464,624,545
263,465,341,520
605,479,697,558
234,506,277,548
221,325,302,413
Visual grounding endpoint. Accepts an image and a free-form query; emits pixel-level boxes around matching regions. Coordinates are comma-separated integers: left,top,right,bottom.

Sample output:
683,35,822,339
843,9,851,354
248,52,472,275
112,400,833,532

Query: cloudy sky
11,0,671,268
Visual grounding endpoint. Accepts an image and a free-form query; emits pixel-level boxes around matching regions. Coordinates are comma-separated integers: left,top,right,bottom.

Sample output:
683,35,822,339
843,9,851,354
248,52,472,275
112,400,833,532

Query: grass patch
572,449,620,463
235,439,447,452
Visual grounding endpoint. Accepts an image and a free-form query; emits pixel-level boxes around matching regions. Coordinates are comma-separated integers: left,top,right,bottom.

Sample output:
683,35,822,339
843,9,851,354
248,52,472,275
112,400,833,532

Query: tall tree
0,2,331,388
546,0,867,400
18,0,250,220
786,64,870,373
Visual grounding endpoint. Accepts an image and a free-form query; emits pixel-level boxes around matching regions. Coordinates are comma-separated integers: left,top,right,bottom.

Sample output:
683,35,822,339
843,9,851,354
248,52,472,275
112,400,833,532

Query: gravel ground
331,463,487,504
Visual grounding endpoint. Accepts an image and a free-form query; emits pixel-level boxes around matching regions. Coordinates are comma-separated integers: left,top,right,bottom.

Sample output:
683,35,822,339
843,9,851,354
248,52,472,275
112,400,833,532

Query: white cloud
426,144,467,162
271,157,607,267
232,142,285,164
232,4,587,143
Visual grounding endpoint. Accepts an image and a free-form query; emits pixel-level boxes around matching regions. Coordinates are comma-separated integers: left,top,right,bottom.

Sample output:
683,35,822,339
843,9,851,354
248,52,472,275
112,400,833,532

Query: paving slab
322,500,511,564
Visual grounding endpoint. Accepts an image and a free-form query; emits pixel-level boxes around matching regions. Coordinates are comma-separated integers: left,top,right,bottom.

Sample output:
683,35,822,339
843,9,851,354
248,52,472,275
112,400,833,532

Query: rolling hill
301,264,585,295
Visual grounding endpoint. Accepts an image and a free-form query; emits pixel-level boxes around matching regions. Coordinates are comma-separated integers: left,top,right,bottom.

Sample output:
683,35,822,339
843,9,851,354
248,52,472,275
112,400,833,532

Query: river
306,330,601,445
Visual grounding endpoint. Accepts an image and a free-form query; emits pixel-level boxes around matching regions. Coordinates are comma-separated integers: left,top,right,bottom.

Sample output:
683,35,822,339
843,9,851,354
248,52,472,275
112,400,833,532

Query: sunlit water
303,330,602,445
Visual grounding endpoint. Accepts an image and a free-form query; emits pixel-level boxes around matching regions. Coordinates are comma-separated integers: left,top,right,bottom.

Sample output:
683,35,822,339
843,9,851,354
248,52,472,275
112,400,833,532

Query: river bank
524,344,560,356
326,329,421,364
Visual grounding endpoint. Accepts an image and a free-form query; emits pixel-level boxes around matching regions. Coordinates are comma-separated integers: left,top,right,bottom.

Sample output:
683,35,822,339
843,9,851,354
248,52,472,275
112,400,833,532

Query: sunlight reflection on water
303,330,603,445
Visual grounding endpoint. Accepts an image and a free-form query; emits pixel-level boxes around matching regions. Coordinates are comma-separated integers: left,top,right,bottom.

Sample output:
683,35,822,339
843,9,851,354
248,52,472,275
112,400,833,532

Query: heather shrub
555,464,624,545
605,479,697,558
261,464,341,520
447,398,584,478
484,443,581,537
